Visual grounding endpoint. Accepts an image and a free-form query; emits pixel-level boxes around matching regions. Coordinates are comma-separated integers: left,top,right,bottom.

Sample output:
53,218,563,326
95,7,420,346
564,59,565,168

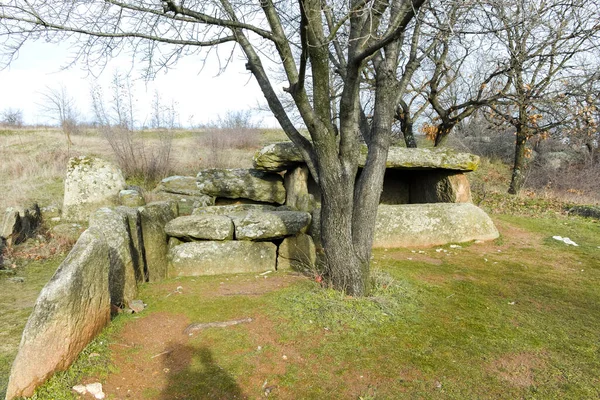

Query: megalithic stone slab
5,228,110,400
138,201,178,282
410,171,473,203
192,204,277,215
62,156,127,221
169,241,277,276
89,208,138,307
115,206,145,284
230,210,312,240
196,169,286,204
253,142,480,172
277,233,317,272
373,203,499,248
165,214,234,241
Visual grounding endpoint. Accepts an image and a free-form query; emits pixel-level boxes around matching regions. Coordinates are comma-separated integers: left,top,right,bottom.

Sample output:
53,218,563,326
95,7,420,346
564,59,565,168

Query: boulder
373,203,499,248
568,205,600,220
119,189,145,207
89,208,138,307
5,228,111,400
62,156,127,221
165,215,234,241
410,171,472,203
196,169,286,204
138,202,178,282
169,241,277,276
192,204,277,215
253,142,305,172
1,204,42,246
230,210,311,240
277,233,317,272
153,191,215,216
284,166,316,212
253,142,480,172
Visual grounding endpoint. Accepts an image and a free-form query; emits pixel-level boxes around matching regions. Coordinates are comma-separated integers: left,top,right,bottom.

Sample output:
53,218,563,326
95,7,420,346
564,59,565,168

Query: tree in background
0,108,23,127
38,85,79,147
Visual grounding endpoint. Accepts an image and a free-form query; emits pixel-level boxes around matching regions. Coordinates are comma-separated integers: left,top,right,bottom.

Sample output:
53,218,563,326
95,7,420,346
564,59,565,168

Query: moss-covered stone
165,215,234,241
138,201,177,282
196,169,286,204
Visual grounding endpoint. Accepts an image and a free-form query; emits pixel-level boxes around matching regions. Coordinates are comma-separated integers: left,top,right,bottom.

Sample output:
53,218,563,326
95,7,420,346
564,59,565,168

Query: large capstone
89,208,139,307
169,241,277,276
373,203,499,247
165,215,234,241
230,210,311,240
62,156,127,221
5,228,111,400
253,142,479,172
138,201,178,282
154,176,216,215
196,169,286,204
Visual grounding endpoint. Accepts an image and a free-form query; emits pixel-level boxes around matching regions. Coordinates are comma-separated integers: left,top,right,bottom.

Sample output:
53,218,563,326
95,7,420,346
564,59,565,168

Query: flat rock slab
196,169,286,204
278,233,317,272
169,241,276,276
5,228,111,399
192,204,277,215
253,142,479,172
165,215,234,241
373,203,499,248
62,156,126,221
156,176,201,196
231,210,311,240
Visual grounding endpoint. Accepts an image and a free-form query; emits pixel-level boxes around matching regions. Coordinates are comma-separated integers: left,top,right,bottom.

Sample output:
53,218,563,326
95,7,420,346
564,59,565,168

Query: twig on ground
183,317,253,335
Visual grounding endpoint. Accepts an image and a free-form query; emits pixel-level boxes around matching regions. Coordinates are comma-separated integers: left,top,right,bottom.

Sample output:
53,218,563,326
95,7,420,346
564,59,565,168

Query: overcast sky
0,39,277,127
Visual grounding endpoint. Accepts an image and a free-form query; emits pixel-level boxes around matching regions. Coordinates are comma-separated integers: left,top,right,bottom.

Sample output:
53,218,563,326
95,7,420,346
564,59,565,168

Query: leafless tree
1,107,23,127
481,0,599,194
38,84,79,145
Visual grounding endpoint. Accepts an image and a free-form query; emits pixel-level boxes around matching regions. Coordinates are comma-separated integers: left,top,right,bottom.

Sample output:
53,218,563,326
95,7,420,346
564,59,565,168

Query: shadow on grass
160,344,245,399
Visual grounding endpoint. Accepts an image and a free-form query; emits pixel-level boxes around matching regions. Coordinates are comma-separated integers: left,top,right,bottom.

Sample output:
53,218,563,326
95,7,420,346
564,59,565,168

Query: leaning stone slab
90,208,138,307
114,207,145,284
169,241,276,276
253,142,479,172
138,201,178,282
284,166,316,212
192,204,277,215
231,210,311,240
373,203,499,248
153,191,215,215
277,233,317,272
165,215,234,241
196,169,286,204
5,228,110,400
62,156,127,221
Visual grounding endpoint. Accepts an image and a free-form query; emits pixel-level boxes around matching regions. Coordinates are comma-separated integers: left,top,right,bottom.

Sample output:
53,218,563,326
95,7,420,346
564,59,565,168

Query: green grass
16,214,599,399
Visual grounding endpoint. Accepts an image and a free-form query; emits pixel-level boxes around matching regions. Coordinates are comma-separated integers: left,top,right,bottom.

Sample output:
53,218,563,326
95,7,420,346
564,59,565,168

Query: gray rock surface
119,189,145,207
62,156,127,221
114,206,145,284
153,191,215,216
5,228,111,400
50,223,85,243
165,215,234,241
373,203,499,247
196,169,286,204
169,241,277,276
253,142,480,172
89,208,138,307
284,166,316,212
138,201,178,282
277,233,317,272
155,176,202,196
231,210,311,240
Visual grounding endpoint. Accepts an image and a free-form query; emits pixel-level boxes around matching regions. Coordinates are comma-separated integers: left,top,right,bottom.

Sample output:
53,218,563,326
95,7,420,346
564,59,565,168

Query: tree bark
508,129,528,194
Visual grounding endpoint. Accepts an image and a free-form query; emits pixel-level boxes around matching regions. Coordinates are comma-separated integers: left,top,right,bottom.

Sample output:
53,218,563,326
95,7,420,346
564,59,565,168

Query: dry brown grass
0,127,266,211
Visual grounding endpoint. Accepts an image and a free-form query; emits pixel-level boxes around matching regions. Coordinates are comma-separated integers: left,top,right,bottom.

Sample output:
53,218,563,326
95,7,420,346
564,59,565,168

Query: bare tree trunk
508,129,528,194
